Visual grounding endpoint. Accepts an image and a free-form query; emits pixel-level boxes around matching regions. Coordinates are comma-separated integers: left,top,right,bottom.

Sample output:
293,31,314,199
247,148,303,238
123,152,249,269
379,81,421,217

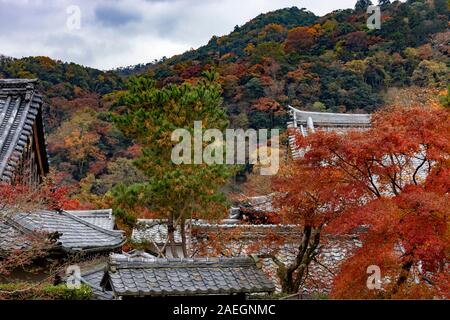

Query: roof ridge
111,256,255,268
288,105,370,117
67,209,113,216
0,78,48,182
134,218,301,231
0,79,38,84
60,210,124,237
2,213,48,242
0,89,36,178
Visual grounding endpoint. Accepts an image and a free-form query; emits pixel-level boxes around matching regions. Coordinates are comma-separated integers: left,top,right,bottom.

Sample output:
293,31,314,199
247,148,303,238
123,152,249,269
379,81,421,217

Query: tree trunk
167,213,178,258
389,260,413,297
278,225,310,294
278,226,322,294
180,218,188,258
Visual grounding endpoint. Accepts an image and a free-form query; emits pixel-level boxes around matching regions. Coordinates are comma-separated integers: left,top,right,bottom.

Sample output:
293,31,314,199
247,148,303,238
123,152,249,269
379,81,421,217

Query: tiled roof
132,219,299,244
65,209,115,230
0,217,35,253
0,79,49,182
79,262,115,300
131,218,362,294
192,222,300,239
239,194,275,213
258,237,362,293
0,210,126,253
288,106,371,127
287,106,371,159
132,219,184,245
102,253,275,297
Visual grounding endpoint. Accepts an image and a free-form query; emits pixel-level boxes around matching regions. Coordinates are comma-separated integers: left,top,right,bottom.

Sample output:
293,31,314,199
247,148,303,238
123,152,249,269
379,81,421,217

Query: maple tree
264,159,357,294
288,105,449,299
0,173,80,213
253,97,285,128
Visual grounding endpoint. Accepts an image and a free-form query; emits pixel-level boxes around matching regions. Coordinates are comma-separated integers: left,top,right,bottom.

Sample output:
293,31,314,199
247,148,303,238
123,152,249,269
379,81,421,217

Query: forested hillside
0,0,448,187
123,1,449,129
0,55,130,184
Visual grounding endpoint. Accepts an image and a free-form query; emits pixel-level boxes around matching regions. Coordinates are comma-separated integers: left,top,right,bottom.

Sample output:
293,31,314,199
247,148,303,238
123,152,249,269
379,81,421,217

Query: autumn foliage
284,25,320,52
287,105,449,299
0,174,81,212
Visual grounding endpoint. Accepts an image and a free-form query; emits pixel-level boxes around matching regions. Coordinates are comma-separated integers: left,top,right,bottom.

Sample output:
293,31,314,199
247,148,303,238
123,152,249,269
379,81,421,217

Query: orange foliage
284,25,320,52
291,105,449,299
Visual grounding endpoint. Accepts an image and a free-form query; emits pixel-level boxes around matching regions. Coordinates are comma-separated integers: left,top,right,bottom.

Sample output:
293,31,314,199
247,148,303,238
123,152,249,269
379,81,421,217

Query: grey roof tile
288,106,371,126
65,209,115,230
78,262,115,300
0,79,49,182
133,218,363,295
287,106,371,159
104,254,275,297
0,217,34,253
132,219,183,244
132,218,299,244
0,210,125,253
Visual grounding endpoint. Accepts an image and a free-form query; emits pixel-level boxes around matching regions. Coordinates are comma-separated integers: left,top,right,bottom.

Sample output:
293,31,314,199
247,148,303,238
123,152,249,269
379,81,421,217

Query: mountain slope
122,1,449,129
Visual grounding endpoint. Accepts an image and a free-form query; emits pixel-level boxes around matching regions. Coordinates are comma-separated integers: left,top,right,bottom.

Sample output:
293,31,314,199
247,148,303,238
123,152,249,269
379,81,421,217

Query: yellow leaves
63,129,102,162
35,56,57,69
262,23,286,35
345,59,367,76
244,43,255,55
321,19,338,33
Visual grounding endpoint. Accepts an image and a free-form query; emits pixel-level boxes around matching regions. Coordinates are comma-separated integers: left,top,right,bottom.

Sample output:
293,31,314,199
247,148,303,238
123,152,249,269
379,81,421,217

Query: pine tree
113,71,233,257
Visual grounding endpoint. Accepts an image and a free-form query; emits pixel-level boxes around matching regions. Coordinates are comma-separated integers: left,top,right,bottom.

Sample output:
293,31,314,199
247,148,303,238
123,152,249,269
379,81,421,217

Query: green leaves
112,72,232,224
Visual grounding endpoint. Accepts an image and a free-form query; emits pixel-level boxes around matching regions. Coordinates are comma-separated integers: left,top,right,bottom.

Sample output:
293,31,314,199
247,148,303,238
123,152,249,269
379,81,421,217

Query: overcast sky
1,0,374,70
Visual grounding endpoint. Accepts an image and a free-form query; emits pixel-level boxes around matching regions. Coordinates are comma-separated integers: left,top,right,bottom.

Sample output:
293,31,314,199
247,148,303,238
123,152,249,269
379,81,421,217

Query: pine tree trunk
167,213,178,258
180,218,188,258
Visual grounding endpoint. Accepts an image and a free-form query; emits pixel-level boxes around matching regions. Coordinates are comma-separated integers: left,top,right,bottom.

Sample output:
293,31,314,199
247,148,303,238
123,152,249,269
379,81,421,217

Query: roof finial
307,116,315,133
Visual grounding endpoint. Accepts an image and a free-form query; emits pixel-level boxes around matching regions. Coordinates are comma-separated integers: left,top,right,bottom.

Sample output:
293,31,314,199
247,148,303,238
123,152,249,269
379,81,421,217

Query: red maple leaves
287,105,449,298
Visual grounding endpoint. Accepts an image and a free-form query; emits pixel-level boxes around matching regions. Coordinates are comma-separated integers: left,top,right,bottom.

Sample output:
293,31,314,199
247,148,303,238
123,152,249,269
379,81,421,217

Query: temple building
0,79,49,186
287,105,371,159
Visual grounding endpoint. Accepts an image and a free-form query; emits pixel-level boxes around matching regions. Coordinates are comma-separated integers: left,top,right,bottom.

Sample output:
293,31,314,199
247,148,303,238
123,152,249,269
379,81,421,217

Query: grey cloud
94,4,142,27
44,32,95,66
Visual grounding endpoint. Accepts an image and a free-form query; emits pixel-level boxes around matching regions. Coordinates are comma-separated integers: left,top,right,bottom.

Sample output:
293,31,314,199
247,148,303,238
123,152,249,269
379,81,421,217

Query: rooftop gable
0,79,49,183
65,209,115,230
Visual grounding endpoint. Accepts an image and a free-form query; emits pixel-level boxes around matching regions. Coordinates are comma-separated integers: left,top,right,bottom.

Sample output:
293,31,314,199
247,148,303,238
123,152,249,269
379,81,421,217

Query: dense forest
0,0,448,189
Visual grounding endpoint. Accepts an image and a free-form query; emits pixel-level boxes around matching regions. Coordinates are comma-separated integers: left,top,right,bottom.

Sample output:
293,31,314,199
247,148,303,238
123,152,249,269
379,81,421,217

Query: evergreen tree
113,71,233,257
